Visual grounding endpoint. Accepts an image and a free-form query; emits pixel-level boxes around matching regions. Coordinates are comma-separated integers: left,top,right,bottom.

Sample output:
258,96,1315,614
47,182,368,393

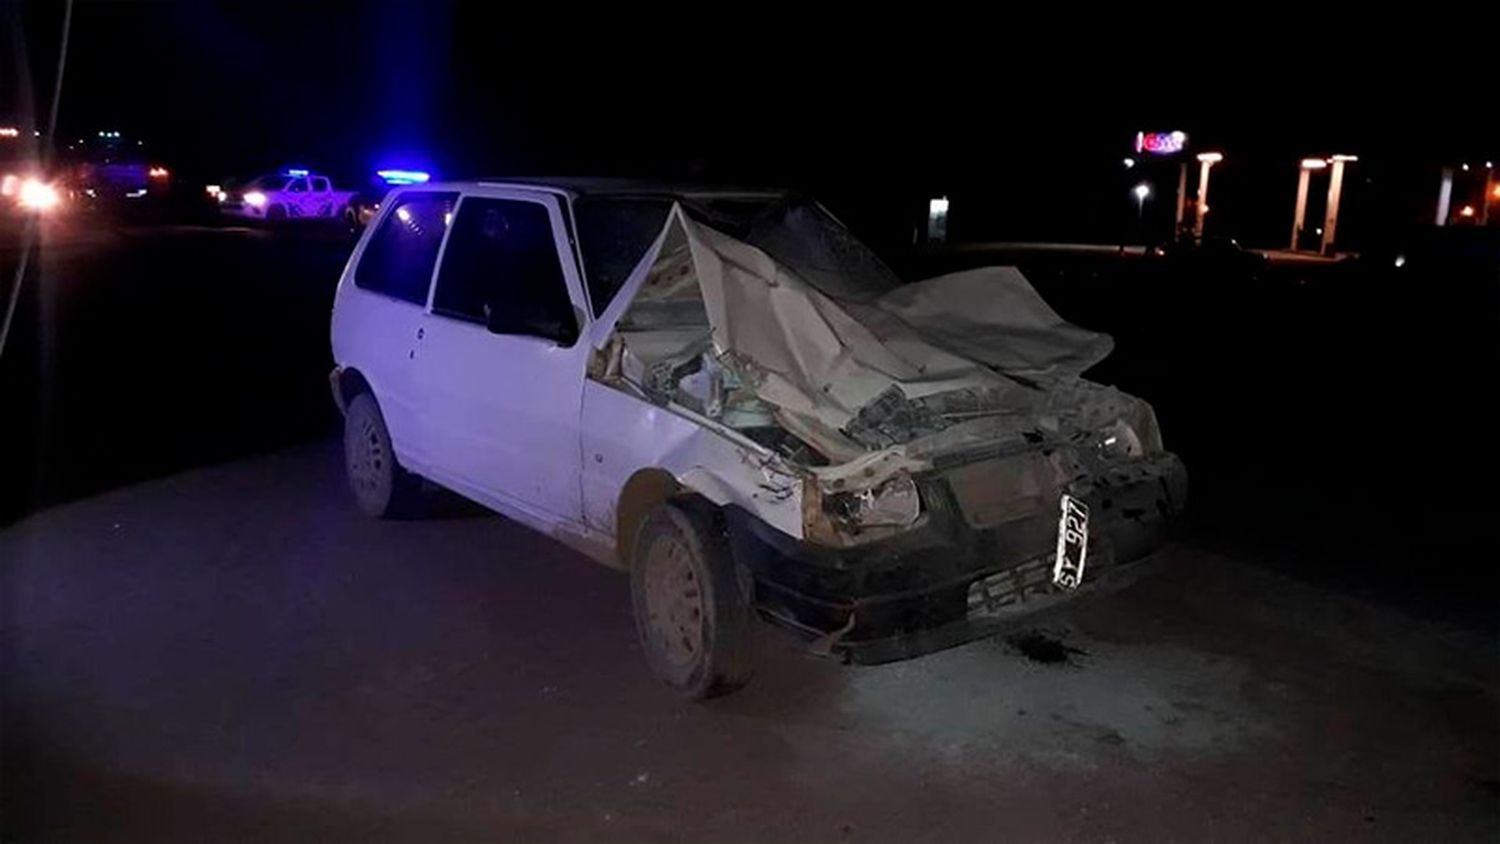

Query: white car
329,178,1186,698
220,170,354,221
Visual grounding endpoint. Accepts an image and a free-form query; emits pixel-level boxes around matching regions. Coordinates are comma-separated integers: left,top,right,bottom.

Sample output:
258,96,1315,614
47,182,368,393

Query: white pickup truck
328,178,1187,699
219,170,354,221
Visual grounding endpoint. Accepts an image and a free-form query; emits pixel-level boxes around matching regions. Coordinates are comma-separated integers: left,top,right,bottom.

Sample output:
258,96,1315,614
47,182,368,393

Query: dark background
7,3,1495,249
2,6,1499,840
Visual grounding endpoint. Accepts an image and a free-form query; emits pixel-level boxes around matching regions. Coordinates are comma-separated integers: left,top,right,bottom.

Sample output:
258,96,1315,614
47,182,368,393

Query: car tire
343,392,422,518
266,204,287,221
630,499,756,699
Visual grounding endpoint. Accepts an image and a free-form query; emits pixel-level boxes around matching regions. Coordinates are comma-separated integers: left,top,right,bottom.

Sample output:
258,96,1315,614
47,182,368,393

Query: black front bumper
725,452,1187,664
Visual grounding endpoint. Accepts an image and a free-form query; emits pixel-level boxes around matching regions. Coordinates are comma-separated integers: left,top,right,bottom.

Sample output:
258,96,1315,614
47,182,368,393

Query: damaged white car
329,179,1187,698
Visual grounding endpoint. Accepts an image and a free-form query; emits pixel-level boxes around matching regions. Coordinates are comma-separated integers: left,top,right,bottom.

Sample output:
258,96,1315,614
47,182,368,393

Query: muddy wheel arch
614,468,682,569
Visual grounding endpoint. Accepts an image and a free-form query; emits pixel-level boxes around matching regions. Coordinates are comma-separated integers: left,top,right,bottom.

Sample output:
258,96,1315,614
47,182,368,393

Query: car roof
462,176,789,201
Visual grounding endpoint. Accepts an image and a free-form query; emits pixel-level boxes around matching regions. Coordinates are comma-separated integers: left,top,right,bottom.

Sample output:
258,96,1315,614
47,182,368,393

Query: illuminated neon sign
1135,131,1187,155
286,168,310,177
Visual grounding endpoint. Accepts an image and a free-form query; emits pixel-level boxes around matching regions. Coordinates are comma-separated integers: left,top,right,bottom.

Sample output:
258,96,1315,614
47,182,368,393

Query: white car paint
331,181,802,567
411,187,592,528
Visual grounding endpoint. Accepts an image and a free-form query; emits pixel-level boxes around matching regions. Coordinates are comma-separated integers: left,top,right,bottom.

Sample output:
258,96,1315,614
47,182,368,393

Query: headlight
243,191,267,207
823,473,921,530
1097,419,1144,460
17,178,60,212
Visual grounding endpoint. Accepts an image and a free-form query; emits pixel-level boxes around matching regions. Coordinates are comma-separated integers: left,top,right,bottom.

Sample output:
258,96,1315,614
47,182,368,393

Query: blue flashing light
376,169,431,185
286,168,310,177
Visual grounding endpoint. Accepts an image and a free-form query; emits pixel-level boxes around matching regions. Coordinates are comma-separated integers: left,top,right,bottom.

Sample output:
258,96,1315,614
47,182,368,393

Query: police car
218,169,354,221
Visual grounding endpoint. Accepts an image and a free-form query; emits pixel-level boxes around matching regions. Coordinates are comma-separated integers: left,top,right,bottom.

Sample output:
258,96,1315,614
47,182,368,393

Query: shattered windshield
733,200,902,301
575,194,903,313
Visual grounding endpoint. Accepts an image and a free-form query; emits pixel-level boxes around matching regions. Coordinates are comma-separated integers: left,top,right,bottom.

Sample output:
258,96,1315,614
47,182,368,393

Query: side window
288,178,309,193
312,177,330,192
354,192,457,305
432,197,576,343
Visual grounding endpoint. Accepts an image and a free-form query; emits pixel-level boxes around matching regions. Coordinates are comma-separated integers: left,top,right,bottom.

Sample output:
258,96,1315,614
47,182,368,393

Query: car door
334,190,458,471
413,188,591,527
284,177,311,216
310,176,335,217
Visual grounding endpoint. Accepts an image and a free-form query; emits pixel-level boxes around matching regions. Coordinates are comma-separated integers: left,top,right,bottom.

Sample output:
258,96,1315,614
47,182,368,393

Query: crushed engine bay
588,199,1159,486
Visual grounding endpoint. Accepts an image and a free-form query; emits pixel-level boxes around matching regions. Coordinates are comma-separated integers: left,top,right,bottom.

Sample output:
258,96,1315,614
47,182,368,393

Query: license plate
1052,494,1090,589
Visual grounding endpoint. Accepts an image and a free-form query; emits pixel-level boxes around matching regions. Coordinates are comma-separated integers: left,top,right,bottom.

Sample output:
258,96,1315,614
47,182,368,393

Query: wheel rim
347,412,385,496
642,533,705,669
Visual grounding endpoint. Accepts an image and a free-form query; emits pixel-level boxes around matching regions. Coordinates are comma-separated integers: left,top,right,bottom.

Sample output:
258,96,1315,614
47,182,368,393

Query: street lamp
1194,152,1224,239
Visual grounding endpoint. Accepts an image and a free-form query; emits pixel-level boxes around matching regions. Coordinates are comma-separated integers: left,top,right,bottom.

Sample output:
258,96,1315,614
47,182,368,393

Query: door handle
416,327,424,340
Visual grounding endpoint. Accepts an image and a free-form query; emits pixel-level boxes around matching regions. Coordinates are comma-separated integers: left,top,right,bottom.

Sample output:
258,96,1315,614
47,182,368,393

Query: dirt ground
3,442,1496,842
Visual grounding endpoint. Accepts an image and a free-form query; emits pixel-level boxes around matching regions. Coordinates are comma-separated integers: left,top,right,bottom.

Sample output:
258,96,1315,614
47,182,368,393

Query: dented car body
331,179,1185,693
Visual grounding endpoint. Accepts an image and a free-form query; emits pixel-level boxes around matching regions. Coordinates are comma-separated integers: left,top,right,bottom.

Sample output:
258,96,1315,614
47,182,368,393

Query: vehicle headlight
17,178,60,212
1097,419,1144,460
1098,398,1165,460
243,191,267,207
823,473,921,530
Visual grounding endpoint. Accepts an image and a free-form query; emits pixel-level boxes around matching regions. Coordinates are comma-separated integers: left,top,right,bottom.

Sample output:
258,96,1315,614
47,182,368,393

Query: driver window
432,197,576,343
288,178,309,193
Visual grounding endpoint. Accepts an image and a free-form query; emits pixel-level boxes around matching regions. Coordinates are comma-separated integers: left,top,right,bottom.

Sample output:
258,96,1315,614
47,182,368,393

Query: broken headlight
823,473,921,530
1097,419,1145,460
1097,399,1164,460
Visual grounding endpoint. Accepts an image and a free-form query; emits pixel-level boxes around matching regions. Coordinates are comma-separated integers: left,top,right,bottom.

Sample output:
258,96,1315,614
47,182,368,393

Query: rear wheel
343,392,421,518
630,500,756,698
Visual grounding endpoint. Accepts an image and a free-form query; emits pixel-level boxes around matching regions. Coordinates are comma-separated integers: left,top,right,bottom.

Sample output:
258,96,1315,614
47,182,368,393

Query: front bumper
726,451,1187,664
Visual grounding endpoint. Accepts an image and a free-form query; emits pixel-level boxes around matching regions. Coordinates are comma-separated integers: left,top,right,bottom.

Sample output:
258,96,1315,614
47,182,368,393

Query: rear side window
354,192,457,305
312,177,330,191
574,197,672,315
432,197,575,341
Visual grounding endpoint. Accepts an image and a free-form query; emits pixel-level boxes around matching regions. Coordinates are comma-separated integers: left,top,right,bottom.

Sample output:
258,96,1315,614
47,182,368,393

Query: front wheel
343,392,422,518
630,500,756,699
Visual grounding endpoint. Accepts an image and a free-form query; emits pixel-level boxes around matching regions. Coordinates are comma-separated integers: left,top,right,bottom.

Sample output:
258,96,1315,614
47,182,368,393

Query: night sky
6,2,1493,246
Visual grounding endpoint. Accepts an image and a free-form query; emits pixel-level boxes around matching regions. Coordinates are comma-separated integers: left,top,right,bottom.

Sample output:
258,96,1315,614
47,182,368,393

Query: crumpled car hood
593,203,1124,463
865,267,1114,379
